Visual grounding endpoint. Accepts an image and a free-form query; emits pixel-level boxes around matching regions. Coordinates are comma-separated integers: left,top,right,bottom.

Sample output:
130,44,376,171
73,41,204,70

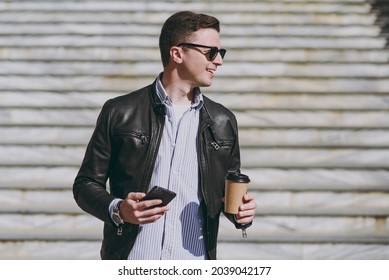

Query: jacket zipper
114,131,149,144
140,114,165,192
208,126,233,151
198,123,211,210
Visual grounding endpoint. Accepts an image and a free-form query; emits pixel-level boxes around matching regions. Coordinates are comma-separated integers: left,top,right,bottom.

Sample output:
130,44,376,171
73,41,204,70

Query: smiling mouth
207,69,215,75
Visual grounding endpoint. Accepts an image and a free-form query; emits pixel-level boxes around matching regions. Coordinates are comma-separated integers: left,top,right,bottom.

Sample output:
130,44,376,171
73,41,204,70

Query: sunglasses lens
210,48,226,60
219,49,226,59
210,48,218,60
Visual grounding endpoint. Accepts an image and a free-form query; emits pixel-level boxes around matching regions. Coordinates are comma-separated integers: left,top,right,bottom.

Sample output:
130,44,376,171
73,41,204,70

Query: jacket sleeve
223,114,253,230
73,99,117,226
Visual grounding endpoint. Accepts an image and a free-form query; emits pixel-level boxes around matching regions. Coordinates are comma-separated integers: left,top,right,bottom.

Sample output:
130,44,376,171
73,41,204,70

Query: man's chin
200,80,213,87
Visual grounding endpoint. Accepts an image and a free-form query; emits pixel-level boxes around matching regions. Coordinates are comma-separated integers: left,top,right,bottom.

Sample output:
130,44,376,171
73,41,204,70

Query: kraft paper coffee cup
224,172,250,214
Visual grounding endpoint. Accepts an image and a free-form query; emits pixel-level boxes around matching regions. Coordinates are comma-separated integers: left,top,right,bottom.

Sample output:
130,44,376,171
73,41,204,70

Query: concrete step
0,208,389,238
2,23,383,37
0,214,387,241
255,207,389,217
2,61,389,78
0,214,386,251
0,108,101,127
0,11,377,25
1,76,388,93
211,93,389,110
1,167,388,192
0,190,81,214
217,62,389,78
0,214,99,232
219,216,389,241
218,243,389,260
2,92,389,110
221,215,389,236
2,145,389,168
0,92,113,109
245,168,389,192
1,47,387,63
241,148,389,168
2,189,389,214
0,241,101,259
1,240,388,259
2,127,389,148
258,191,389,209
0,1,372,14
1,35,385,49
1,23,381,37
0,146,85,167
240,129,389,148
0,167,79,190
235,110,389,128
0,127,94,145
4,108,389,128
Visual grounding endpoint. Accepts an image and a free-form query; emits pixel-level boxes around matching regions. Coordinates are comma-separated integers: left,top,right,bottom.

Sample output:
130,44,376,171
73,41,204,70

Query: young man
73,11,256,260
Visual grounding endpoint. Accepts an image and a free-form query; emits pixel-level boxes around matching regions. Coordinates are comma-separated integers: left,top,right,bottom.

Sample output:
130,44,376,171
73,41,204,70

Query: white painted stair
0,0,389,260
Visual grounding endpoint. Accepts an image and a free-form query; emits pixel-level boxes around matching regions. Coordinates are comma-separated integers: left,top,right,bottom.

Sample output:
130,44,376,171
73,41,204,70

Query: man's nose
213,52,223,65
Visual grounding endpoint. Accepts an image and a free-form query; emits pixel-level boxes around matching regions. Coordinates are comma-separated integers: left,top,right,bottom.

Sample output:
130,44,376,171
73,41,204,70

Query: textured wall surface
0,0,388,259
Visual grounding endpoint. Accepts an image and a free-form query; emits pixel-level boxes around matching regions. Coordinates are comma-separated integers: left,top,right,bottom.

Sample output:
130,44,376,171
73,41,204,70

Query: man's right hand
119,192,170,224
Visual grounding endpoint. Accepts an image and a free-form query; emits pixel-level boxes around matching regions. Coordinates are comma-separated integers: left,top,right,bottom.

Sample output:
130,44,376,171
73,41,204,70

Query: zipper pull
211,142,220,150
140,135,147,144
242,228,247,238
117,226,123,236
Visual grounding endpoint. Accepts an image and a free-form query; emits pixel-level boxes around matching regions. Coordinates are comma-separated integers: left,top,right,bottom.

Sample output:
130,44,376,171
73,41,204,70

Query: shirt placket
160,106,178,259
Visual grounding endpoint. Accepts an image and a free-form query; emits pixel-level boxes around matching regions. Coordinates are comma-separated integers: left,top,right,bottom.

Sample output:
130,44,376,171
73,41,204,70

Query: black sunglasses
177,43,226,61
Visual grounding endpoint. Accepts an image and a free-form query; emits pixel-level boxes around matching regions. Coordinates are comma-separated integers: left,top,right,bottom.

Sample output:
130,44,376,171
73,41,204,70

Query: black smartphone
141,186,176,206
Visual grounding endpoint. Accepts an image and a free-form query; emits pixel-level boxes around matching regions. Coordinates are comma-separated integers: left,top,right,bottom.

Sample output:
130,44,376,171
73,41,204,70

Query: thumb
126,192,146,201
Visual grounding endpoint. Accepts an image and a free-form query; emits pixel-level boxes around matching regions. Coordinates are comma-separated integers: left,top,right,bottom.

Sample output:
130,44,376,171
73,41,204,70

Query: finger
236,203,256,222
141,205,170,217
131,204,169,220
138,198,164,209
138,213,164,224
236,208,255,219
237,207,255,217
239,201,256,212
136,206,170,224
243,193,255,202
235,216,253,225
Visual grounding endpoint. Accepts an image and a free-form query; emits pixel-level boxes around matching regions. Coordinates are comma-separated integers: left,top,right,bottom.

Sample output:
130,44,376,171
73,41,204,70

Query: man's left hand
235,193,256,225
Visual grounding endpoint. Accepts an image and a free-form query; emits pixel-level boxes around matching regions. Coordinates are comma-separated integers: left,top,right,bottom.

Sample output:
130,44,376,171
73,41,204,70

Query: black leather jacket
73,80,246,259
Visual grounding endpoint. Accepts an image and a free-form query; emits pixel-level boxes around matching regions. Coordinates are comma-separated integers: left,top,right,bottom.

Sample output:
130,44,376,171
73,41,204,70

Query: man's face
179,28,224,88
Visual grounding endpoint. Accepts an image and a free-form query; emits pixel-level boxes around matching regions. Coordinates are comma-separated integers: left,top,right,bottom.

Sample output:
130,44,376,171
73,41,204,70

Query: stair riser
2,62,389,77
1,241,388,260
2,146,389,168
0,215,387,238
2,167,389,191
4,127,389,147
1,48,387,63
2,77,389,93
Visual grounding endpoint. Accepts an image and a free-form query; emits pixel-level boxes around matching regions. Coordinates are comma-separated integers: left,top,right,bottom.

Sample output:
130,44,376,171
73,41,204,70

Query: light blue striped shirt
111,74,207,259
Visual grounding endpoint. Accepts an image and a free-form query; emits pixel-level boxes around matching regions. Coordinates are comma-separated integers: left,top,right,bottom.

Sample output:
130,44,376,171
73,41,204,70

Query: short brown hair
159,11,220,67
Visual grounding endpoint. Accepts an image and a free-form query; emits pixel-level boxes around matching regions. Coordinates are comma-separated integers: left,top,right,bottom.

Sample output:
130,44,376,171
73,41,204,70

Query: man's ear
170,46,183,64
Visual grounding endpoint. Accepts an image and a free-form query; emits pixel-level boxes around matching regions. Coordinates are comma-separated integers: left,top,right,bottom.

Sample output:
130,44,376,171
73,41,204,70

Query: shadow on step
370,0,389,49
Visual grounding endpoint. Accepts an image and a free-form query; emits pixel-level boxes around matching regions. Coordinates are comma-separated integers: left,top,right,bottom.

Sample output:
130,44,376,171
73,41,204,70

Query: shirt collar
156,73,203,110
